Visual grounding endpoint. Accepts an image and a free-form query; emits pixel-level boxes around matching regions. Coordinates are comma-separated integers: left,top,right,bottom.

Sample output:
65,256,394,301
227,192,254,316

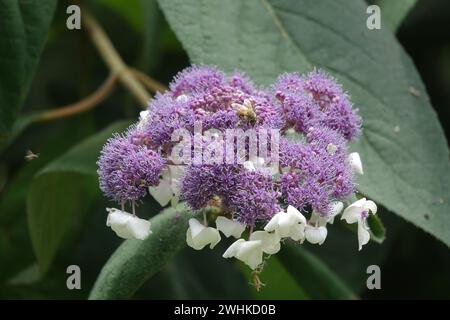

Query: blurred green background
0,0,449,299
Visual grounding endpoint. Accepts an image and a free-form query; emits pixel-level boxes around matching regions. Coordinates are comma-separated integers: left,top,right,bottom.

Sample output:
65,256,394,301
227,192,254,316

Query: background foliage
0,0,449,299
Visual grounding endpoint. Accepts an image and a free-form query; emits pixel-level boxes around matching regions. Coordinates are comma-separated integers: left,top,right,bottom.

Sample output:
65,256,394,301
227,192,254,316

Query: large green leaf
0,0,57,142
278,243,356,299
158,0,450,246
27,121,131,274
89,204,196,299
376,0,417,31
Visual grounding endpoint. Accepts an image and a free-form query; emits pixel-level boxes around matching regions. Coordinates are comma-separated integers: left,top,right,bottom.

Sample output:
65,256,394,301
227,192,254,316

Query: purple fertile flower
279,126,355,216
97,133,164,202
303,70,361,140
170,65,226,96
181,164,279,226
228,170,280,226
273,70,361,140
181,164,240,210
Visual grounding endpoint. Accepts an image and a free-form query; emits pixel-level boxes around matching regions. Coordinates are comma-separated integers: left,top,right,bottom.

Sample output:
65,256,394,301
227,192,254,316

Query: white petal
250,231,281,254
168,165,185,197
106,208,151,240
235,240,263,270
106,208,130,227
329,201,344,217
363,200,377,215
128,217,152,240
223,239,245,258
305,225,328,245
264,211,282,232
216,216,246,238
176,94,189,102
243,160,256,172
287,205,307,225
289,223,306,242
358,221,371,250
186,219,221,250
341,199,366,224
348,152,364,175
254,157,265,167
188,218,206,239
148,170,173,207
139,110,149,121
277,212,295,237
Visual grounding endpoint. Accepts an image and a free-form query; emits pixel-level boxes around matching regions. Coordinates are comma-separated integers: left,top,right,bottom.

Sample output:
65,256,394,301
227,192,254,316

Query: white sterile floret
264,205,306,241
106,208,151,240
341,198,377,250
149,165,185,207
186,218,221,250
137,110,150,129
216,216,246,238
243,157,278,176
176,94,189,103
249,231,281,255
304,225,328,245
223,239,263,270
310,200,344,227
348,152,364,175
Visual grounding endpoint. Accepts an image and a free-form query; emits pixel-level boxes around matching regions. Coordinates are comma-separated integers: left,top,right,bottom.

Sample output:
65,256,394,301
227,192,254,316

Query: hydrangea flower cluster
97,65,377,273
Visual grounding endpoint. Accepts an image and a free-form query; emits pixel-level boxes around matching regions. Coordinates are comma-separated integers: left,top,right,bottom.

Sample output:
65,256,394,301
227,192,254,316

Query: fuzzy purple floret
274,70,361,140
97,134,164,202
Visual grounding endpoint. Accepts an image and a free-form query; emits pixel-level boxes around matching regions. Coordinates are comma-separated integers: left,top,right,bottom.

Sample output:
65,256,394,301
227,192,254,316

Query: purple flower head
97,133,164,202
274,70,361,140
169,65,226,96
97,65,363,229
279,126,355,216
181,164,240,210
303,70,361,140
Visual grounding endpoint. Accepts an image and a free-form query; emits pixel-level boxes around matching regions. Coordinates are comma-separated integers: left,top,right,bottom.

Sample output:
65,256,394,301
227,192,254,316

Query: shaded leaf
0,0,57,142
278,242,357,299
376,0,417,31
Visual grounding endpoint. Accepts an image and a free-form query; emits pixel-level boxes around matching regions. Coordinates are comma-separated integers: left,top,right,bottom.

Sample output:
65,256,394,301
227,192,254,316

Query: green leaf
158,0,450,247
27,121,131,274
376,0,417,31
278,243,357,299
0,0,57,142
89,204,196,300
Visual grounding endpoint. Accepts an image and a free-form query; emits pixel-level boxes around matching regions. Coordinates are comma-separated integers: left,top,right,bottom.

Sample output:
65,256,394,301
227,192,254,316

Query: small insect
251,270,266,292
24,149,39,161
232,99,257,125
